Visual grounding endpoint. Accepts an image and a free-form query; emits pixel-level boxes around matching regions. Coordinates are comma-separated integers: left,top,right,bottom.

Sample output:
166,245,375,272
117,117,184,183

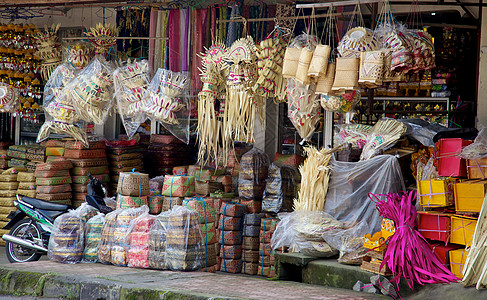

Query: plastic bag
110,205,148,266
271,210,341,258
148,211,170,269
461,126,487,159
144,69,190,144
68,55,116,125
238,148,270,200
322,155,404,260
113,60,149,139
286,78,320,142
320,90,361,113
165,205,204,271
421,156,438,181
262,163,299,213
127,212,155,269
48,210,84,264
360,118,407,160
0,83,20,113
98,208,122,264
322,222,369,264
83,213,105,263
77,202,99,224
334,123,372,149
37,62,87,145
398,119,451,147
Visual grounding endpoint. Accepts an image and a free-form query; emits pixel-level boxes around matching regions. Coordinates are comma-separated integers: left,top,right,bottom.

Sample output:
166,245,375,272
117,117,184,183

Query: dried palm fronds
64,42,92,69
85,23,118,55
360,118,407,161
293,145,343,211
33,23,62,81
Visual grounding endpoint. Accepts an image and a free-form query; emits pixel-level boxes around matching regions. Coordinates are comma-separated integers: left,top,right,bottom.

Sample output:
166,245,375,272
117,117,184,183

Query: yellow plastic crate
450,215,478,246
454,180,487,213
449,248,468,279
418,178,455,207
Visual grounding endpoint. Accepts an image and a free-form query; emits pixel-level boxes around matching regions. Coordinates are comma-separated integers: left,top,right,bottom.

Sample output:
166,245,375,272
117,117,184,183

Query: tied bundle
360,118,407,161
369,191,458,291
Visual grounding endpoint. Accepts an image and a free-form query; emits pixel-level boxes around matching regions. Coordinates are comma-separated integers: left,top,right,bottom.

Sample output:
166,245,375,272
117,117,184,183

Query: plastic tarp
322,155,405,257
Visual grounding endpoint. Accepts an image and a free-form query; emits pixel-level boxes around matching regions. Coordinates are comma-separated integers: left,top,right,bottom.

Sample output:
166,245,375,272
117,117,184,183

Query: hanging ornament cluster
64,42,92,69
113,59,150,139
85,23,118,56
252,36,287,102
0,24,43,119
33,24,62,81
197,41,228,166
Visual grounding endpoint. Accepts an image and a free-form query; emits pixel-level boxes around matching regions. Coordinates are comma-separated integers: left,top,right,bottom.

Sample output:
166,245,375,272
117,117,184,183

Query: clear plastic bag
37,62,87,145
262,163,299,213
334,123,372,149
398,119,451,147
271,210,341,258
144,69,190,144
461,126,487,159
98,208,122,264
68,55,116,125
165,205,204,271
148,211,170,269
113,60,149,139
238,148,270,200
286,78,320,142
127,212,155,269
110,206,148,266
48,209,84,264
83,213,105,263
0,83,20,113
322,155,404,260
421,156,438,181
322,222,369,264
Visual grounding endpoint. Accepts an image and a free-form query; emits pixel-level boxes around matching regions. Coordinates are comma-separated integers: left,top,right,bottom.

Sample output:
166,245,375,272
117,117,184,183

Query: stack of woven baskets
116,171,150,209
143,135,192,178
0,168,21,244
65,140,109,207
257,217,280,278
35,161,73,205
26,145,46,172
107,145,144,196
17,171,36,198
7,145,29,169
218,202,245,273
0,148,8,170
83,214,105,262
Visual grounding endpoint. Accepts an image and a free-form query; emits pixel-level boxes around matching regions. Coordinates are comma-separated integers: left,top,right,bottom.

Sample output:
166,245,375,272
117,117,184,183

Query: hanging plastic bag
165,205,204,271
37,62,87,145
113,60,150,139
68,55,116,125
83,213,105,263
320,90,361,113
286,78,320,142
144,68,190,144
461,127,487,160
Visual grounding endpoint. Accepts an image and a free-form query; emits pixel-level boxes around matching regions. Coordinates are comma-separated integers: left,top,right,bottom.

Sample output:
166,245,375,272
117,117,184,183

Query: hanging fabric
168,9,180,72
192,8,209,93
154,9,164,72
148,8,158,75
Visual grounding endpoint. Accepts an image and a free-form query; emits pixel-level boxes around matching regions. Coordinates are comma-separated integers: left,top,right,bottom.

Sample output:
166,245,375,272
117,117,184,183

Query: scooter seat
19,195,70,211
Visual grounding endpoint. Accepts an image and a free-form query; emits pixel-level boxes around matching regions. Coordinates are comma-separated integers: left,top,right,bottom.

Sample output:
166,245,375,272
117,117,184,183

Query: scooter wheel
5,219,43,263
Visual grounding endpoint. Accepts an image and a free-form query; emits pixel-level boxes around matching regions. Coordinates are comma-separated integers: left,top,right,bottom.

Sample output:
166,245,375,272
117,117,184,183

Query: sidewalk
0,250,485,300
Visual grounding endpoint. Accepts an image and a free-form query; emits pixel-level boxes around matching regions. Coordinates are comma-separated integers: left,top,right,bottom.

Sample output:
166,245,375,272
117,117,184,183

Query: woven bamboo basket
358,50,385,88
282,48,301,79
332,57,360,93
316,63,336,95
295,48,314,84
307,45,331,78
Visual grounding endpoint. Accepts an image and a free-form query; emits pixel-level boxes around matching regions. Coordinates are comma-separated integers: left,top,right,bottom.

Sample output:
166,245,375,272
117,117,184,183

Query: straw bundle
360,118,407,161
293,145,343,211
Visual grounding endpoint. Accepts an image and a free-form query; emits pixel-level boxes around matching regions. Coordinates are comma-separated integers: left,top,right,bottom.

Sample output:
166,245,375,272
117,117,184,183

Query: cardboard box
418,211,453,243
450,215,478,246
449,248,468,279
466,158,487,179
427,242,462,267
418,178,455,207
454,180,487,213
436,138,472,177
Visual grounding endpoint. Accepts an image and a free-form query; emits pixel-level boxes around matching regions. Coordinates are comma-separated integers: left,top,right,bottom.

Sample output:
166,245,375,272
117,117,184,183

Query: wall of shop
477,8,487,127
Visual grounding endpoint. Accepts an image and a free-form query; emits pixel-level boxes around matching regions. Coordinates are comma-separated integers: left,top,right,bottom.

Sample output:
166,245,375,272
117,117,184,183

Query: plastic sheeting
398,119,451,147
322,155,405,257
461,127,487,159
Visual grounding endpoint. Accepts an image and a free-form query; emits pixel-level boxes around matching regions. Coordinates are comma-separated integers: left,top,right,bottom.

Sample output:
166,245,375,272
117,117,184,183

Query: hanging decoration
0,83,19,113
224,34,263,143
197,40,228,166
68,55,116,125
113,59,150,139
64,42,91,69
286,78,320,142
33,23,63,81
85,23,118,56
145,68,190,144
37,62,87,145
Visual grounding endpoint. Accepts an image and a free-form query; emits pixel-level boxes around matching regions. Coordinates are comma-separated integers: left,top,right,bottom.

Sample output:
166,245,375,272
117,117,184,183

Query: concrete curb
0,267,237,300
